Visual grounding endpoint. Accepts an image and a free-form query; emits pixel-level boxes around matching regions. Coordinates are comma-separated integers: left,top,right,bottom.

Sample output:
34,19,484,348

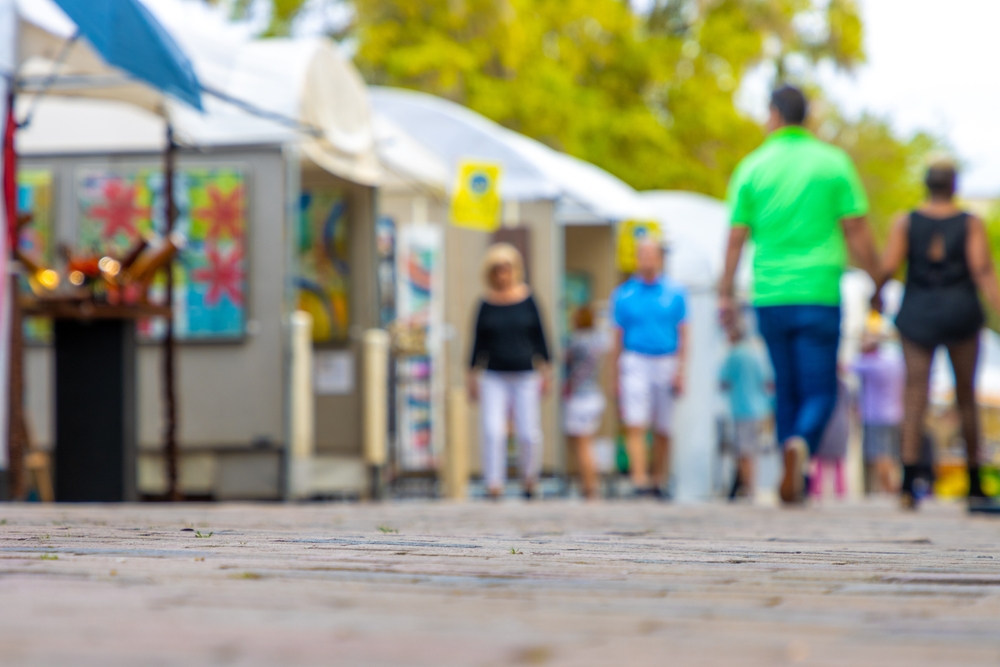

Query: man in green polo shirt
718,85,881,504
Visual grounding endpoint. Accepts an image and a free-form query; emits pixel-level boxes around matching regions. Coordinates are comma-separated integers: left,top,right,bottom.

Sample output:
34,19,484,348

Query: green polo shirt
727,126,868,306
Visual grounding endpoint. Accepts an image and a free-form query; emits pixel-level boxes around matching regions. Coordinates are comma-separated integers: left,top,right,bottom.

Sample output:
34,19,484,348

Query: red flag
2,91,15,250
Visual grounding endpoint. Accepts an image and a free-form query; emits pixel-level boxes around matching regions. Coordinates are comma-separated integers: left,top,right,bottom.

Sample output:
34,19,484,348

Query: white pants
618,351,678,435
479,371,543,489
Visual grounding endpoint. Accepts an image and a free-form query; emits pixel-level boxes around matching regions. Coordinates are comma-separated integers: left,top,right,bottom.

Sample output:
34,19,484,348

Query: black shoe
968,466,986,499
967,466,1000,513
652,486,671,502
728,474,743,501
901,464,933,510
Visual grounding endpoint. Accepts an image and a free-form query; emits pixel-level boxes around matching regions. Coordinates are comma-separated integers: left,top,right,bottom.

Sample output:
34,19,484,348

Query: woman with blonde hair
468,243,551,500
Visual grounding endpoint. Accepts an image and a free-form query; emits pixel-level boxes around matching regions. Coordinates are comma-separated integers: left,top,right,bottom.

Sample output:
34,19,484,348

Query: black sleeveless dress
895,211,984,348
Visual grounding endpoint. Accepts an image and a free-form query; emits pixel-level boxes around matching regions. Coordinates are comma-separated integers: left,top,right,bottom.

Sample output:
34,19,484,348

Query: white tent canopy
372,113,448,197
369,87,651,224
15,0,165,113
641,191,728,288
641,190,755,293
14,0,381,185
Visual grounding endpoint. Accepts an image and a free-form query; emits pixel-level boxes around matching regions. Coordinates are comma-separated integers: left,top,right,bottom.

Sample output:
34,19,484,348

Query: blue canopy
52,0,203,110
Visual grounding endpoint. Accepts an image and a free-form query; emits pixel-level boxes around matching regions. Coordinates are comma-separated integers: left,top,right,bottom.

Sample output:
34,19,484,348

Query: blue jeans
756,305,841,455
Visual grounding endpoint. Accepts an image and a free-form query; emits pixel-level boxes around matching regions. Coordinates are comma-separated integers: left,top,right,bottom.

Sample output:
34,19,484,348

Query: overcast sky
796,0,1000,197
632,0,1000,197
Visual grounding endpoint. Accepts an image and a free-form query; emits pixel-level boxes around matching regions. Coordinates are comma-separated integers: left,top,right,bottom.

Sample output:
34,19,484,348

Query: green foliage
982,205,1000,332
809,101,941,242
351,0,871,196
216,0,931,219
203,0,311,36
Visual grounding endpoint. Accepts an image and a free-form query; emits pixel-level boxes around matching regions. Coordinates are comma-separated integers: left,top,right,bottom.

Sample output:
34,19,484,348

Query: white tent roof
14,0,381,185
15,0,165,112
372,114,448,197
369,87,651,223
640,191,731,288
15,95,165,153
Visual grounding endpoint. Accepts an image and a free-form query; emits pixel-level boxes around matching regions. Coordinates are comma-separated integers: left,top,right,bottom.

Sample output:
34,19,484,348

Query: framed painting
16,169,55,344
297,190,349,344
76,166,247,340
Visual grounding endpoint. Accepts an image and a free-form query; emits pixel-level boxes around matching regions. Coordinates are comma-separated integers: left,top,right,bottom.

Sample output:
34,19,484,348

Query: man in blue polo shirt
611,239,687,497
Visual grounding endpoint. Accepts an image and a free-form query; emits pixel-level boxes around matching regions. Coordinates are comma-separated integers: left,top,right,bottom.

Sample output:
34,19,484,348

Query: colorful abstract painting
297,191,349,343
395,225,444,472
77,167,247,340
16,169,55,343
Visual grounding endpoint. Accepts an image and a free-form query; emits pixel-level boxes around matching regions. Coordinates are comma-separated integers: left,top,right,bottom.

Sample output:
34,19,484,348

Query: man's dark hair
925,162,957,198
770,85,808,125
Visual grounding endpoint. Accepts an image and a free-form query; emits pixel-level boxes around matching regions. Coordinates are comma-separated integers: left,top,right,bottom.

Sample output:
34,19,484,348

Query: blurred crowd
466,84,1000,513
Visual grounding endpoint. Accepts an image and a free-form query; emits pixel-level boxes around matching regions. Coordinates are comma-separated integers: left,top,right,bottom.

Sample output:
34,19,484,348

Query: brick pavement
0,499,998,666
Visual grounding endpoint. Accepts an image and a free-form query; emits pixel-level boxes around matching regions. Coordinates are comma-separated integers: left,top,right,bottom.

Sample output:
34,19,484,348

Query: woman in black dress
876,161,1000,510
467,243,551,500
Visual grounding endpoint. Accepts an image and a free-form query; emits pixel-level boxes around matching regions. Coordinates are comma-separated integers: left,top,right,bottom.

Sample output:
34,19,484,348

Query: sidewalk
1,499,998,666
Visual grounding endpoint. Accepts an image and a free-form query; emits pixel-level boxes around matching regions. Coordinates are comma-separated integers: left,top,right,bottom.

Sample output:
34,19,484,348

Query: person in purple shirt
851,333,905,493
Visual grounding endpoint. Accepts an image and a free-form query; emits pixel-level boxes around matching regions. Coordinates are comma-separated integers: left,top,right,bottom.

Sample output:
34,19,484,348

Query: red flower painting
194,184,244,242
88,179,150,241
192,245,244,306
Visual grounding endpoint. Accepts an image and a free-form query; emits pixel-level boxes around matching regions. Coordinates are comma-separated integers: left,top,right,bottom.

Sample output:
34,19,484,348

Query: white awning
369,87,651,223
15,0,382,185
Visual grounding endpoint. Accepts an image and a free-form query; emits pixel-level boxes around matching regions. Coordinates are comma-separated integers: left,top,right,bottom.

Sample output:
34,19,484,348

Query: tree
202,0,316,37
350,0,872,196
809,100,941,242
213,0,935,222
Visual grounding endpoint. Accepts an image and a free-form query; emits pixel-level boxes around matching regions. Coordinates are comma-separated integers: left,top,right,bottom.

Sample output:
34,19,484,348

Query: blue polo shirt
611,276,687,356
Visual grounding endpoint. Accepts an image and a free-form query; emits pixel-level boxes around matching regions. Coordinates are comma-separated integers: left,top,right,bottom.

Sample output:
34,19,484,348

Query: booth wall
305,167,379,457
20,147,296,497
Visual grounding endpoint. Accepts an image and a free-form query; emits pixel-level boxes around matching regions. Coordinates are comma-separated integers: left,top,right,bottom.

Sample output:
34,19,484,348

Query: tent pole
3,88,25,501
162,123,179,501
6,263,25,500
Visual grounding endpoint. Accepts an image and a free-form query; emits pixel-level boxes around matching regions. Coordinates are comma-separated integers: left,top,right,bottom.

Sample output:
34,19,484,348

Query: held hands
869,287,883,314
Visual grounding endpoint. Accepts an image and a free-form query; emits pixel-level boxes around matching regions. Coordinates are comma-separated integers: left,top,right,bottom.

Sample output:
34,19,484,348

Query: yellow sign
616,220,663,273
450,161,502,231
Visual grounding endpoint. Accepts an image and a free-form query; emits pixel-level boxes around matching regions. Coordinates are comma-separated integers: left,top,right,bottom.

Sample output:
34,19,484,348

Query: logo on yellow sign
616,220,663,273
450,161,502,232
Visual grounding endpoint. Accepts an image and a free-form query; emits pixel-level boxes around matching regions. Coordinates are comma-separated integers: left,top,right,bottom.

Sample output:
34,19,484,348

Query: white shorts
564,392,606,437
618,351,678,435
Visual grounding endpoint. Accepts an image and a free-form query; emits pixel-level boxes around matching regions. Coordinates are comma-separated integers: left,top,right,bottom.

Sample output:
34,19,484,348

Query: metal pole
6,271,25,499
3,87,25,500
162,124,179,501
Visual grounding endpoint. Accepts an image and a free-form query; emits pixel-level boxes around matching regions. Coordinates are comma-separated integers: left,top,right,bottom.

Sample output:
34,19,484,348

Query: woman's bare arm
877,213,910,293
966,214,1000,315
